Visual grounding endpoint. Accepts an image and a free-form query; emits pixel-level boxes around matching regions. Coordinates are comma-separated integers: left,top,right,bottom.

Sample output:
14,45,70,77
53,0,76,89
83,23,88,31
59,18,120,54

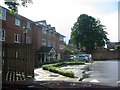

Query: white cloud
1,0,119,43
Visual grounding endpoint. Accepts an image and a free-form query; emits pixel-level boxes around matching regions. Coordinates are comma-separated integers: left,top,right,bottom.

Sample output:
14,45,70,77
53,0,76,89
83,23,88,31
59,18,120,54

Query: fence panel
2,43,34,82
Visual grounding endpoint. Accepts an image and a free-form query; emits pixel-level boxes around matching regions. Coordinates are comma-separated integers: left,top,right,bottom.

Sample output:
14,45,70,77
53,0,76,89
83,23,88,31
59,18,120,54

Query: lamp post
23,26,28,43
23,26,28,78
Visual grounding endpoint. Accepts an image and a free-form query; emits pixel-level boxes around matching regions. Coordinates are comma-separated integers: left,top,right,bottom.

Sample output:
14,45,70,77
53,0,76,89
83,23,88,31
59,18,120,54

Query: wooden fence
2,43,34,82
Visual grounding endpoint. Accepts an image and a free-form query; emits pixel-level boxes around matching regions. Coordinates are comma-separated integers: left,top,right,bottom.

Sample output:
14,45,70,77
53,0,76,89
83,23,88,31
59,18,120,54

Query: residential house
107,42,120,50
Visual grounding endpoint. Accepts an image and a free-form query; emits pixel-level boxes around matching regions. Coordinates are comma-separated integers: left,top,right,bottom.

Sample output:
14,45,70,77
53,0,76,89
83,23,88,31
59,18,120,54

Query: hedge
42,61,85,78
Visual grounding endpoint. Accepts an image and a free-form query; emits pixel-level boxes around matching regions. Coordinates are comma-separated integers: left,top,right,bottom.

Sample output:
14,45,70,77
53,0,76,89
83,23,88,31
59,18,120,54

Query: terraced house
0,6,65,81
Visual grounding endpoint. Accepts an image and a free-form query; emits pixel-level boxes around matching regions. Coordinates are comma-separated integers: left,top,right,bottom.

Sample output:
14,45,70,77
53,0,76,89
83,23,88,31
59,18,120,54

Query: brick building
0,6,34,80
0,6,65,67
34,20,65,65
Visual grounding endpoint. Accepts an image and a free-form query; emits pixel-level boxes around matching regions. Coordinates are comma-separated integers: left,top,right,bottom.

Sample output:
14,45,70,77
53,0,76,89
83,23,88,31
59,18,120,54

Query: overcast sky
1,0,119,43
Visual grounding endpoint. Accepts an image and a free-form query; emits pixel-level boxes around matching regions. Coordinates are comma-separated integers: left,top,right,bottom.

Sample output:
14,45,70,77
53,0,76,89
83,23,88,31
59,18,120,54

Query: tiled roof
36,47,55,54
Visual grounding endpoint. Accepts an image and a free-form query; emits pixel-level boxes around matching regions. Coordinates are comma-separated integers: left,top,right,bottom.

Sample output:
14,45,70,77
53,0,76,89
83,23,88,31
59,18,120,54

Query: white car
76,54,92,62
70,55,76,60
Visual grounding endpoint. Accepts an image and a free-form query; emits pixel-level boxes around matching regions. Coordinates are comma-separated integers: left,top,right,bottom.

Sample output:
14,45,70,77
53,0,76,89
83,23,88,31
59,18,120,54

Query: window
27,22,31,29
15,51,18,59
59,44,64,50
42,27,46,34
53,42,55,48
48,40,52,47
14,34,20,43
26,36,31,44
48,30,51,35
42,39,46,45
59,36,64,41
15,18,21,26
0,8,6,20
0,29,5,41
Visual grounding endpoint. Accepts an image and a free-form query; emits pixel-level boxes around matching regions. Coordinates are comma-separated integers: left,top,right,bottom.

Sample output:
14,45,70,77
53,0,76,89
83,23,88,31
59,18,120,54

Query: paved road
82,60,119,86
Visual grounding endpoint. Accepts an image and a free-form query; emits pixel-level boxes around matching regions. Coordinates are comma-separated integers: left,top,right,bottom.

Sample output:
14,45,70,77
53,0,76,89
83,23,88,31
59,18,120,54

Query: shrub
42,65,74,77
115,45,120,50
42,61,85,78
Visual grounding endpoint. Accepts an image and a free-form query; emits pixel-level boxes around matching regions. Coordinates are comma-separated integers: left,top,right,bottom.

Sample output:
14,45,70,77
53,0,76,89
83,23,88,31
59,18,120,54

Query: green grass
42,61,85,78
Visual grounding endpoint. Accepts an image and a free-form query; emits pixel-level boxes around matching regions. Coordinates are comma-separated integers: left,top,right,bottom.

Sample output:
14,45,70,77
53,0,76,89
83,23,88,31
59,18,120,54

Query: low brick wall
92,50,120,60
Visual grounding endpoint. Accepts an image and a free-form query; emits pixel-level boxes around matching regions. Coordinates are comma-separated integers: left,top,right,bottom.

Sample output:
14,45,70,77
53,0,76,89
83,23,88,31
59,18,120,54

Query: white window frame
53,42,55,48
59,44,64,50
48,40,52,47
26,36,31,44
59,36,64,41
42,39,46,45
27,22,31,29
42,27,46,34
0,29,5,41
15,18,21,26
0,8,6,20
14,34,20,43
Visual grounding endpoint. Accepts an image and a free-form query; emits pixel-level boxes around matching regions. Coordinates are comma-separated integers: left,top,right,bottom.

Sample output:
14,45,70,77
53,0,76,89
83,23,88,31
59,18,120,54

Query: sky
0,0,119,43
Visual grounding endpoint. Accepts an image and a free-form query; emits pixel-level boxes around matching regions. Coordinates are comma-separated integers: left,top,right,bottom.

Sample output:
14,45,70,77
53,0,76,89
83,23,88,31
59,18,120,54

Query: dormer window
42,27,46,34
59,36,64,41
27,22,31,29
0,8,6,20
15,18,21,26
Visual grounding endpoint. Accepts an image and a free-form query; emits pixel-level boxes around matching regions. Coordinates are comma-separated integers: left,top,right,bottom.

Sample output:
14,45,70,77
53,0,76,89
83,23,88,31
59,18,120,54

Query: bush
115,45,120,50
42,61,85,78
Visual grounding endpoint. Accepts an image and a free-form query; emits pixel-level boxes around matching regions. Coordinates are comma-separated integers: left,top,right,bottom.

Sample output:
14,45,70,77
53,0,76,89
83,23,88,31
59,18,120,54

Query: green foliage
70,14,109,53
42,61,85,77
115,45,120,50
42,65,74,77
4,0,33,14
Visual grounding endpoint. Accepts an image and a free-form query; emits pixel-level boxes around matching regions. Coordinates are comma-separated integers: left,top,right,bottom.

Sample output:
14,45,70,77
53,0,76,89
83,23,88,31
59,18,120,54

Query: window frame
14,33,20,43
0,29,5,41
48,40,52,47
26,36,31,44
42,39,46,45
42,27,46,34
0,8,6,20
27,22,31,29
15,18,21,26
59,36,64,41
59,44,64,50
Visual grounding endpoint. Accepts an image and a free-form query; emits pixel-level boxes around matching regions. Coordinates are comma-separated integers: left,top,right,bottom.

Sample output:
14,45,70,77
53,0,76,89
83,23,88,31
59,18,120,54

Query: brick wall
92,50,120,60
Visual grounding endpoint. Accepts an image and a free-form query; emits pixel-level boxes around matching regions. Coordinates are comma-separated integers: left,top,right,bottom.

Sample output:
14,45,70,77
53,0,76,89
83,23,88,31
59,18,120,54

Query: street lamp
23,26,28,43
23,26,28,78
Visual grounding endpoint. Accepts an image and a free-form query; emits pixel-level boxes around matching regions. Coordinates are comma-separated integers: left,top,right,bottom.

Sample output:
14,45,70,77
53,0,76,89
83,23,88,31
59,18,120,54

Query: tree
70,14,109,53
4,0,33,14
115,45,120,50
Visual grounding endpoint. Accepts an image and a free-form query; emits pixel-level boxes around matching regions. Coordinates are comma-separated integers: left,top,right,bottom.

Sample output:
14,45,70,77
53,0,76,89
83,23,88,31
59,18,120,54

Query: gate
2,43,34,82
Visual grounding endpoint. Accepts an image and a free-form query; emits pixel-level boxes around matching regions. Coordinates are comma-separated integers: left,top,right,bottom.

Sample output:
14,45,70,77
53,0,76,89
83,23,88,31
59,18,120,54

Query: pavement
34,63,92,82
34,68,80,82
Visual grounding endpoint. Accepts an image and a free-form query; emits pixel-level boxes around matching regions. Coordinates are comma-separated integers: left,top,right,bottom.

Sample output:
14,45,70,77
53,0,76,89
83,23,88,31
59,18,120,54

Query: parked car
75,54,92,62
70,55,76,60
